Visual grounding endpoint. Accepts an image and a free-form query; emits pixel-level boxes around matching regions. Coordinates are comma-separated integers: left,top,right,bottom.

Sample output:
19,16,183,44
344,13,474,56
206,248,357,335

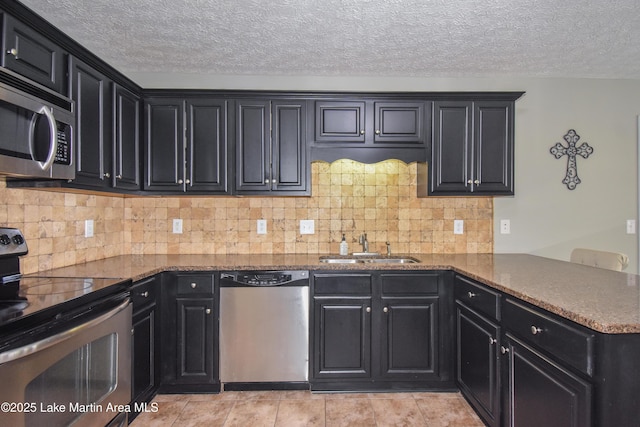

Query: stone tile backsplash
0,160,493,274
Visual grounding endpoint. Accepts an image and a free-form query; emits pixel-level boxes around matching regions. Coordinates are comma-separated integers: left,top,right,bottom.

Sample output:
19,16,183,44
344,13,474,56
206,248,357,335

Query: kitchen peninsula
27,252,640,427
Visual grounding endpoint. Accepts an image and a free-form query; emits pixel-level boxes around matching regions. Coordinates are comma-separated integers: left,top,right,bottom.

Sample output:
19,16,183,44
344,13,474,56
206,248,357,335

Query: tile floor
130,390,485,427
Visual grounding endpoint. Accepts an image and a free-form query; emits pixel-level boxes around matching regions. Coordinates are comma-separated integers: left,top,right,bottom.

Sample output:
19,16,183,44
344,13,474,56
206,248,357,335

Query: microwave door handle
38,106,58,171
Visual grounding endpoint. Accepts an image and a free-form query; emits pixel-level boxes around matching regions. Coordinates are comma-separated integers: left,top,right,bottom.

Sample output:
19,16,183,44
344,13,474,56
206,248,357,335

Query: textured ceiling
18,0,640,80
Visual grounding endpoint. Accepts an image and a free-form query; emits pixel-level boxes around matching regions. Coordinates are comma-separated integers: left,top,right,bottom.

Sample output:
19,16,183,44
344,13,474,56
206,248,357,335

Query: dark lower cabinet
160,273,219,393
130,276,159,422
502,334,592,427
311,271,453,391
456,305,500,427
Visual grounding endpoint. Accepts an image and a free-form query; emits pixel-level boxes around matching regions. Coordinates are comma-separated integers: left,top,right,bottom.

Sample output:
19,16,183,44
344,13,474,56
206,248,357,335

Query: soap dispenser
339,234,348,255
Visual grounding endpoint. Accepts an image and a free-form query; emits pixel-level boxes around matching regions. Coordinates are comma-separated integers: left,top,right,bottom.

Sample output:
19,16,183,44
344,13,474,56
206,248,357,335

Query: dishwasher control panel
220,270,309,287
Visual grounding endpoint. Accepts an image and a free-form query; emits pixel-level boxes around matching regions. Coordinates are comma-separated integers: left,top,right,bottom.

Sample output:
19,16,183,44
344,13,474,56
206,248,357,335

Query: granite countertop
27,253,640,335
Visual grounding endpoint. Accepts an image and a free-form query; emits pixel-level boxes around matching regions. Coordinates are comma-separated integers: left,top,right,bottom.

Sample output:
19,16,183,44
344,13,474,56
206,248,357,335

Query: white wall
128,73,640,273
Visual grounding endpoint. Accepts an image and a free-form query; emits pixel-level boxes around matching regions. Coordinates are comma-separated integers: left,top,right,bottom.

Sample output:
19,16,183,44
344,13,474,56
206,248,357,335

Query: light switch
627,219,636,234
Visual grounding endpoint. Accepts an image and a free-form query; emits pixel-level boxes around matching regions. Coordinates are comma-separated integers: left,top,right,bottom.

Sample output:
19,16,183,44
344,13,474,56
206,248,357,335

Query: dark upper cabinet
2,13,66,93
113,84,141,190
235,99,308,195
69,56,112,189
144,98,185,192
144,97,229,193
186,99,228,193
424,98,516,196
311,99,430,163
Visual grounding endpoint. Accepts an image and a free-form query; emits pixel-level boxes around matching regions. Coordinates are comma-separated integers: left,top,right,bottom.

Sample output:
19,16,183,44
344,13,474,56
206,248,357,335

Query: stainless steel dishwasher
219,270,309,390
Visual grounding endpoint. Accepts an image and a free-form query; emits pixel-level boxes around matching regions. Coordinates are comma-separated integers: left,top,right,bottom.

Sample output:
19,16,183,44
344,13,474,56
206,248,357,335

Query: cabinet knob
7,48,17,57
467,291,476,298
366,306,371,313
360,129,365,135
265,178,271,184
383,307,389,313
190,282,197,289
185,179,191,184
104,172,111,178
116,174,122,179
474,179,480,185
205,308,211,314
467,179,473,185
531,325,542,335
500,346,509,355
177,179,184,184
140,291,149,298
489,337,497,345
375,129,380,135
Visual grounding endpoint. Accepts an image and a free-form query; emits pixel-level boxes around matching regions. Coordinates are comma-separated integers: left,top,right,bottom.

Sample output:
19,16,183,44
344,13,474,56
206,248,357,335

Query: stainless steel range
0,228,132,427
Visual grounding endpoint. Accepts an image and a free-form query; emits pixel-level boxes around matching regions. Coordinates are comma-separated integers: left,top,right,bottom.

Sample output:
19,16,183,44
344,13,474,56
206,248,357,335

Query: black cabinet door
131,305,156,414
315,101,366,144
271,100,307,193
235,99,270,192
379,297,439,380
185,98,228,193
373,101,425,144
144,99,184,191
456,305,500,427
2,14,65,92
430,101,472,194
503,334,592,427
313,297,372,379
69,56,112,188
113,84,140,190
473,101,514,195
175,297,216,384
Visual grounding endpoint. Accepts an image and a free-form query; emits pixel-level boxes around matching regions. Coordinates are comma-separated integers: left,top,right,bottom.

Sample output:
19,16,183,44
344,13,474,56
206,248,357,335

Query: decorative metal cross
550,129,594,190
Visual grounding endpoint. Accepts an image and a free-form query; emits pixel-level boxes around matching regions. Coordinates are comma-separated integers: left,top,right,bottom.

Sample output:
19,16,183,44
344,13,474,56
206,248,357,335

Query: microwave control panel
54,127,70,165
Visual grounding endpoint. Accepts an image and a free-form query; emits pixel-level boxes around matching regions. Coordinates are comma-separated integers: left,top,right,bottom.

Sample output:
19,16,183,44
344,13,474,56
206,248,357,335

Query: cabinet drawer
313,273,372,295
176,275,214,294
381,273,439,295
455,275,501,320
131,277,157,309
503,298,595,376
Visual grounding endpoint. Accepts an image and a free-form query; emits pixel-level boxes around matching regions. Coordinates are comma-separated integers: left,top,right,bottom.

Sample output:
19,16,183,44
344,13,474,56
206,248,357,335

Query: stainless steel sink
319,256,420,264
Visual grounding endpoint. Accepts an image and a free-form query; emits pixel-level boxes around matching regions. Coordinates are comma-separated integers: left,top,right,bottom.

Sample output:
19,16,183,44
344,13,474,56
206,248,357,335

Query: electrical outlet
500,219,511,234
172,219,183,234
84,219,94,238
300,219,315,234
257,219,267,234
626,219,636,234
454,219,464,235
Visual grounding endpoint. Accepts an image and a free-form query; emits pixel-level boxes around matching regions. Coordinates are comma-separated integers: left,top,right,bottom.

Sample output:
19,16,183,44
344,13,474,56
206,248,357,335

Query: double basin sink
319,254,420,264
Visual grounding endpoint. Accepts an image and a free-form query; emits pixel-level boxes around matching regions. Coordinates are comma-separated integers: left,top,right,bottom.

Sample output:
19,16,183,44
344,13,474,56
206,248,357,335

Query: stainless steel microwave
0,68,74,180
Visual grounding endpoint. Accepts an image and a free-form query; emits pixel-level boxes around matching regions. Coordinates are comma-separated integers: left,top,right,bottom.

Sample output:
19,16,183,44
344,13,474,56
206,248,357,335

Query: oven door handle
38,105,59,172
0,297,130,364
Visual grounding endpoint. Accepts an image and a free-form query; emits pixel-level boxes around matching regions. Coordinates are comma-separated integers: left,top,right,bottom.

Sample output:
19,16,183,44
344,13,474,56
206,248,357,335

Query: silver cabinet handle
489,337,497,345
104,172,111,178
375,129,380,135
383,307,389,313
177,179,184,184
531,326,542,335
467,291,476,298
366,307,371,313
205,308,211,315
474,179,480,185
467,179,473,184
7,48,17,57
500,346,509,355
190,282,197,289
140,291,149,298
116,174,122,179
360,129,365,135
185,179,191,184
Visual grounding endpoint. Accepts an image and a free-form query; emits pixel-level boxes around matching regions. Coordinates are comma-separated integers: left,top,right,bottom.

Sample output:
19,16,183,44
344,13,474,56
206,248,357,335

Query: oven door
0,298,131,427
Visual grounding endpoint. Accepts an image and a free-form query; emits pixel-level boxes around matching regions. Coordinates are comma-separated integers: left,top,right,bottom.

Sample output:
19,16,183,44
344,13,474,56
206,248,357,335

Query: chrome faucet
359,233,369,253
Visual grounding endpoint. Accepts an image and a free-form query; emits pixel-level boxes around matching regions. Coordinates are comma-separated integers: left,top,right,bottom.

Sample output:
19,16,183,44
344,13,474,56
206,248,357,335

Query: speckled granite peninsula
27,253,640,335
